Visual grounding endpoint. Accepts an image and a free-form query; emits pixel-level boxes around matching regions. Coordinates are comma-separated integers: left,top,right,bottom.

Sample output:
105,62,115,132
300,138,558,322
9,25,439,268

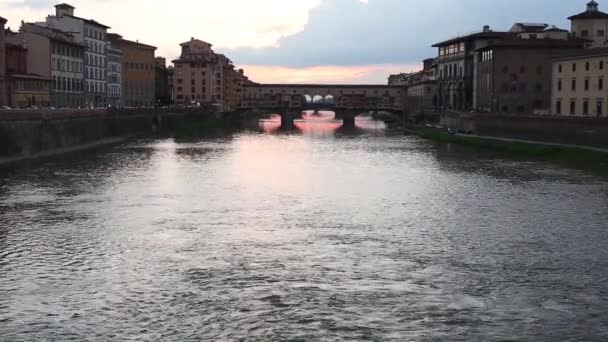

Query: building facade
476,36,585,115
167,66,174,104
0,17,7,106
155,57,170,105
45,3,110,107
552,48,608,117
172,38,222,107
108,34,156,107
406,58,438,114
5,43,51,108
15,23,86,108
569,1,608,48
433,26,510,111
107,44,122,106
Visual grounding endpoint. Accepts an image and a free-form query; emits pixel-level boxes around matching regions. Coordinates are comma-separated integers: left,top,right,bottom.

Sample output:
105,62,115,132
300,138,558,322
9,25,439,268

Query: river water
1,118,608,341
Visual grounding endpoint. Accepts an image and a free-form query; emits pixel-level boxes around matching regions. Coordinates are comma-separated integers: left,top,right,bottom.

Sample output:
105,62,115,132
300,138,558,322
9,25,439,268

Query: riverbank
404,125,608,167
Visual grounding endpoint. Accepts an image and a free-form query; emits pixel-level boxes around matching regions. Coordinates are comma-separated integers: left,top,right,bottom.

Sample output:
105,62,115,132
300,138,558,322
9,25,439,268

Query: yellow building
552,49,608,116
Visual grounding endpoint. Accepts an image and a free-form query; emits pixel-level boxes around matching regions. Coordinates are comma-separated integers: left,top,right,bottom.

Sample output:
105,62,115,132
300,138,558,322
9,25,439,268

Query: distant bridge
241,84,406,129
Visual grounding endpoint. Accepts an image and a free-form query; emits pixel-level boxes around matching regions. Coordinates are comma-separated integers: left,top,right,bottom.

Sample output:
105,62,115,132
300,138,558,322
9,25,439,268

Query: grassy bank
404,126,608,166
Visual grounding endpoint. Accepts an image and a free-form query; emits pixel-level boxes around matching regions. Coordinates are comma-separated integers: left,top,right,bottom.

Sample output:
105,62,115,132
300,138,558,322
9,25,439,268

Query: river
1,117,608,341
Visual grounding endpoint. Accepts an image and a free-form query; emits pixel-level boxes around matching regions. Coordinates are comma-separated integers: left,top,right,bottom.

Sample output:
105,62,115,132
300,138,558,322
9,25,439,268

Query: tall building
12,23,86,108
167,66,174,104
476,33,585,115
108,34,156,107
551,49,608,116
45,3,110,107
406,58,439,114
107,43,122,106
569,1,608,48
433,25,510,111
155,57,170,105
0,16,7,106
172,38,223,107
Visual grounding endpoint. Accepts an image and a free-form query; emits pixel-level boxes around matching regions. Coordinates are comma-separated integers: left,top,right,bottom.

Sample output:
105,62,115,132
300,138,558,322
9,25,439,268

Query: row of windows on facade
557,78,604,92
555,99,605,116
108,74,120,84
86,40,105,55
85,27,106,41
108,85,120,97
52,58,83,73
176,79,222,86
86,54,106,67
251,89,388,95
438,42,465,57
480,50,493,62
17,80,50,92
576,29,606,38
86,67,106,81
52,76,83,92
557,60,604,73
175,94,222,101
52,44,83,58
125,62,155,71
439,64,463,79
176,86,222,93
175,71,222,78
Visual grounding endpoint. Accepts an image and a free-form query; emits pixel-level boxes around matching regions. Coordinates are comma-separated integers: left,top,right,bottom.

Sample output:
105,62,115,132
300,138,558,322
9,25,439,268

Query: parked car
0,106,11,110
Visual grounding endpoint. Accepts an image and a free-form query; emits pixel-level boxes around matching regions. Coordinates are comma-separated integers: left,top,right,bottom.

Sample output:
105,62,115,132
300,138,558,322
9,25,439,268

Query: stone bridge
241,84,406,129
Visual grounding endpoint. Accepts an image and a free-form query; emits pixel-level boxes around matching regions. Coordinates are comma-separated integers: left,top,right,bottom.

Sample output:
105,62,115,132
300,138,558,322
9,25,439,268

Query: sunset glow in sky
1,0,588,83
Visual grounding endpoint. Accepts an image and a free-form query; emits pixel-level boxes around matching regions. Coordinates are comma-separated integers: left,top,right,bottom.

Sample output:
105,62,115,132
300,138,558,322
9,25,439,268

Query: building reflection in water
258,114,282,133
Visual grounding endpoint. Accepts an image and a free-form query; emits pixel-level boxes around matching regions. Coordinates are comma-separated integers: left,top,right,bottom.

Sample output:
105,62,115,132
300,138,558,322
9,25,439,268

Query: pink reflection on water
356,116,387,131
259,114,282,133
296,110,343,136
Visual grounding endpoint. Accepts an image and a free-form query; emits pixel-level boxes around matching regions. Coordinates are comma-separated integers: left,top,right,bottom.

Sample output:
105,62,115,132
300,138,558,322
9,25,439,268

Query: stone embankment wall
441,112,608,148
0,108,204,165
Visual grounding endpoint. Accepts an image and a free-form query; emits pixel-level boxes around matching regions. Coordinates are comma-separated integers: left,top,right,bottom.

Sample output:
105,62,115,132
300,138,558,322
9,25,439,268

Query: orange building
108,33,156,107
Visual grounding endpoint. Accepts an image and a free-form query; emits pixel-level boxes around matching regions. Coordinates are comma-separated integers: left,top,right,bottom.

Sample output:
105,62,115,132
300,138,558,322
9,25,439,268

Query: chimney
55,3,75,17
483,25,491,33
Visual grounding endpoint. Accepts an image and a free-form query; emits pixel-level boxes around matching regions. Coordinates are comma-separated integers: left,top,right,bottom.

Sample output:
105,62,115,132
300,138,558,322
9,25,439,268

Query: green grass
404,126,608,168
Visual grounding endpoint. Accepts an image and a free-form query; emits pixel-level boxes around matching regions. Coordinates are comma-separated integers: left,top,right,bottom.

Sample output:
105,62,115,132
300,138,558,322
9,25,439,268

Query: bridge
241,84,406,129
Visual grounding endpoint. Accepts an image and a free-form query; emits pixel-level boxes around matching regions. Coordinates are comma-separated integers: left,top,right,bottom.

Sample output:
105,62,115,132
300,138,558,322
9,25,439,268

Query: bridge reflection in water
258,110,386,135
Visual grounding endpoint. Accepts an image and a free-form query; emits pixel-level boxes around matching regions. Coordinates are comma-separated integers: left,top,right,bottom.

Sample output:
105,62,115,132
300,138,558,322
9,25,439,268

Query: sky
1,0,589,84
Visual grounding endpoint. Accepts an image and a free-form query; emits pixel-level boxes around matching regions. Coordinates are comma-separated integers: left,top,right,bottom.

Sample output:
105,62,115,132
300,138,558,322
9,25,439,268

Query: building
45,3,110,107
108,34,156,107
5,43,51,108
107,43,122,107
433,25,510,111
476,34,586,115
12,23,86,108
551,48,608,116
155,57,170,105
0,16,7,106
172,38,222,107
388,73,410,86
167,66,174,104
406,58,439,114
569,1,608,48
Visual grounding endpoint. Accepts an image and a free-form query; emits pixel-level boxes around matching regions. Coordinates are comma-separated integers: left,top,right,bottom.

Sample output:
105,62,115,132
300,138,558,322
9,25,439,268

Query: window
557,79,562,91
585,79,590,91
582,30,589,37
535,83,542,92
573,63,577,72
597,99,603,116
570,100,576,115
601,61,605,70
520,66,526,73
558,64,562,73
583,99,589,115
600,78,604,90
586,62,590,71
572,79,577,91
556,99,562,115
599,30,605,37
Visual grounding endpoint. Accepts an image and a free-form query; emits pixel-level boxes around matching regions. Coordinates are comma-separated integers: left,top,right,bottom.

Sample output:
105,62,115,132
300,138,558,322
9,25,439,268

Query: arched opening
303,94,312,104
324,95,335,105
312,95,324,104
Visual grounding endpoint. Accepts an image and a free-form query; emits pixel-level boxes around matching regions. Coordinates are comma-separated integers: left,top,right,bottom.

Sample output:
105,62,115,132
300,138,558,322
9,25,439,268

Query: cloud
0,0,322,60
222,0,584,68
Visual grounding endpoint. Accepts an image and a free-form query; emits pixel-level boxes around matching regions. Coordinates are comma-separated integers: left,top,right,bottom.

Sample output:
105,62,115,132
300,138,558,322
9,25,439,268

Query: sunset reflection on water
258,110,385,135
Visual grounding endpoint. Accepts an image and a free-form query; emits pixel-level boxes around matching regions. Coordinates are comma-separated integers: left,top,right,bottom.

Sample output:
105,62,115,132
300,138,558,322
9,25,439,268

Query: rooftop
568,0,608,20
553,46,608,61
432,30,511,47
54,3,75,9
